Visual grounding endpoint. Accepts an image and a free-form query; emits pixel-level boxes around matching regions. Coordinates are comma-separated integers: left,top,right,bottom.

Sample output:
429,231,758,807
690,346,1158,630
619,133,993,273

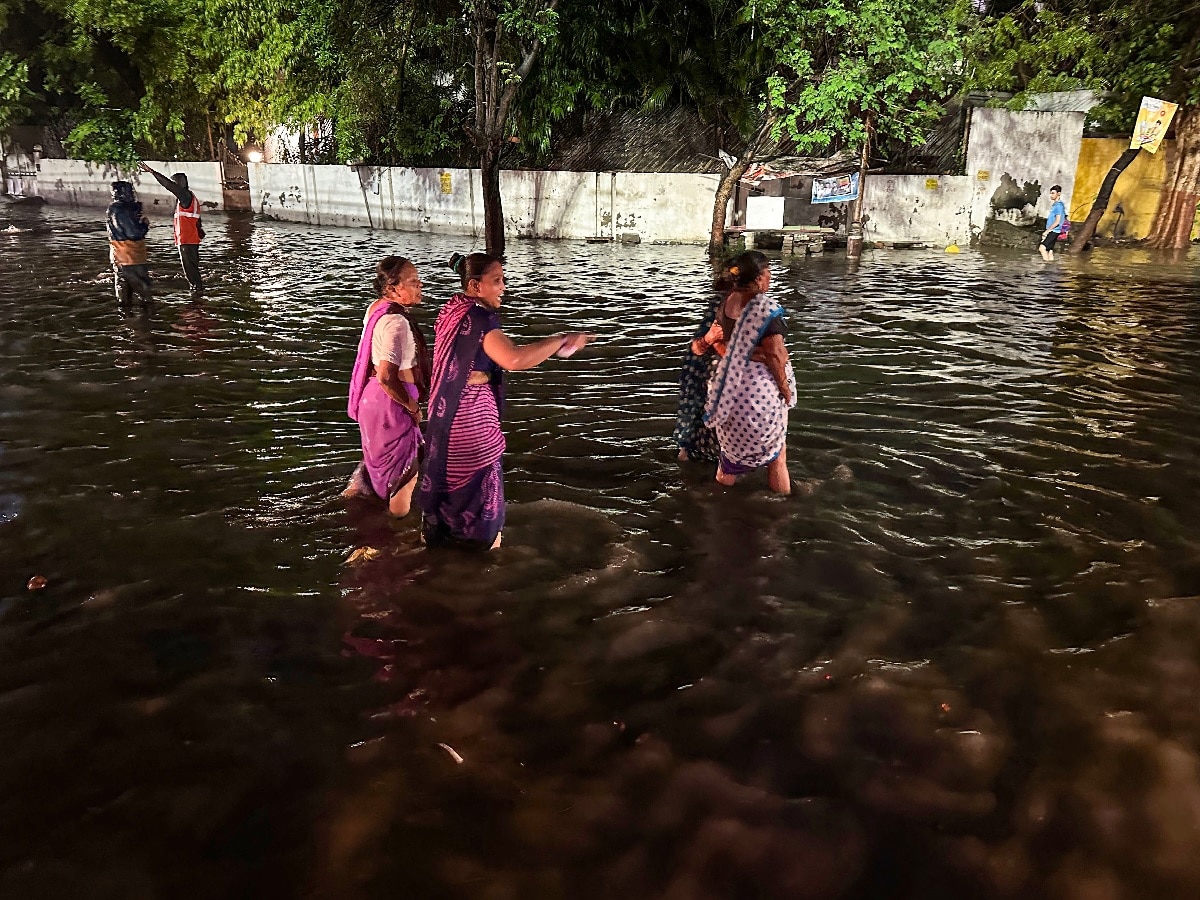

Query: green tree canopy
965,0,1200,125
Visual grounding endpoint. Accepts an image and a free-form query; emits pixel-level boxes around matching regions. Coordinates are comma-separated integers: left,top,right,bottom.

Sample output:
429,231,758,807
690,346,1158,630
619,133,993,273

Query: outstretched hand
137,162,151,174
555,332,596,358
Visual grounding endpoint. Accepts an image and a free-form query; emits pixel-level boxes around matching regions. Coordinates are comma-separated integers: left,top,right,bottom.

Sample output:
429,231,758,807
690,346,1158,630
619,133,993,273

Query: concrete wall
26,108,1094,247
36,160,226,211
862,175,973,246
848,108,1085,246
966,108,1085,235
250,163,722,244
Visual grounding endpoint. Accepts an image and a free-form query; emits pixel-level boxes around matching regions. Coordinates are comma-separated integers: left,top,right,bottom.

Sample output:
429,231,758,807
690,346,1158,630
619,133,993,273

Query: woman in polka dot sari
674,252,772,462
701,252,796,494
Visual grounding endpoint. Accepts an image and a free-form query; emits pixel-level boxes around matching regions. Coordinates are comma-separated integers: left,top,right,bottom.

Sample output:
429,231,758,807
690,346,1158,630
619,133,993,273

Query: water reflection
2,204,1200,898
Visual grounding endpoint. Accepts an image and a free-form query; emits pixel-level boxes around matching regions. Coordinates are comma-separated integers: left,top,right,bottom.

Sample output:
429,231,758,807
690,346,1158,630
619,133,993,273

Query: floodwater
2,203,1200,900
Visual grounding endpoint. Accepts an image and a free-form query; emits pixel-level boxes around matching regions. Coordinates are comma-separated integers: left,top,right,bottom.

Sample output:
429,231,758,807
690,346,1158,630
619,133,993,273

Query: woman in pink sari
345,256,431,516
419,252,593,550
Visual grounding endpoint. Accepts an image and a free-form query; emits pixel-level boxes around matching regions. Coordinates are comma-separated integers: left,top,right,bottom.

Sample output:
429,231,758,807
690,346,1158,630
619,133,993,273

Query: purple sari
418,295,506,549
347,302,430,501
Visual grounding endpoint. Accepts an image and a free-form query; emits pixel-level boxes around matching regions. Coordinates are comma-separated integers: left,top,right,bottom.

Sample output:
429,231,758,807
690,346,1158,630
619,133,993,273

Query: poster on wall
1130,96,1179,154
745,196,785,230
812,172,859,204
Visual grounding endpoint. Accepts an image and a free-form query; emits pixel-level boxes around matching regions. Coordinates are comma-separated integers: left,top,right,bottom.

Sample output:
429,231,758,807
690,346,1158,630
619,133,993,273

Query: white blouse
367,308,417,370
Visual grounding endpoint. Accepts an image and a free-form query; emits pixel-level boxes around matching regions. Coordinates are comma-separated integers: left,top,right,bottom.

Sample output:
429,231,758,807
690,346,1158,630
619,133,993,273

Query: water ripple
2,205,1200,898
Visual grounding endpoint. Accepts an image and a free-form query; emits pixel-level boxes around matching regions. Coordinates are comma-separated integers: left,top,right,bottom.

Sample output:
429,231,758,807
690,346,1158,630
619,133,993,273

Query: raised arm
482,329,594,371
138,162,189,204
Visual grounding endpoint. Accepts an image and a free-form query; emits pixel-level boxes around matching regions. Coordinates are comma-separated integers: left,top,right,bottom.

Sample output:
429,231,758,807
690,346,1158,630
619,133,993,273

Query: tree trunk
847,114,872,259
708,115,776,256
481,144,505,256
708,160,749,256
467,0,557,261
1147,106,1200,250
1068,147,1140,253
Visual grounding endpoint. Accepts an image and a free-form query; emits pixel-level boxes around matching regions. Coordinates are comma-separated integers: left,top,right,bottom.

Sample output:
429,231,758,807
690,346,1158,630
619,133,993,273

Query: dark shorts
1040,231,1060,251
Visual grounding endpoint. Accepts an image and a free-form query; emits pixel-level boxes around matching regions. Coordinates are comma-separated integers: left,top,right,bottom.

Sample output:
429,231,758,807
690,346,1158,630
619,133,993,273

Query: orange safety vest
173,193,202,245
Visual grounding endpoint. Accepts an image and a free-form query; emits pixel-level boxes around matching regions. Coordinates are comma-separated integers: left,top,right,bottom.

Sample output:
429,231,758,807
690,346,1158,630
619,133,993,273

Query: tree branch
473,4,486,141
487,15,503,134
496,0,558,129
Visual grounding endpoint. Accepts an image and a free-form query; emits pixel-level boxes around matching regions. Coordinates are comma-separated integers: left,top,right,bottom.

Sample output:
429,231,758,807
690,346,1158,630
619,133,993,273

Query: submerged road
2,204,1200,899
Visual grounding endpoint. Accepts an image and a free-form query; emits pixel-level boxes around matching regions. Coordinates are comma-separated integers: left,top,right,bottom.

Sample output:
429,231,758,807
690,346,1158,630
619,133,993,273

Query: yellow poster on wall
1130,96,1179,154
439,172,453,194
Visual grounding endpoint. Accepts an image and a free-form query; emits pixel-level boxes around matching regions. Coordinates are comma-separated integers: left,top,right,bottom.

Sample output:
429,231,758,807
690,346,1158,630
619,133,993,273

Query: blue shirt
1047,199,1066,233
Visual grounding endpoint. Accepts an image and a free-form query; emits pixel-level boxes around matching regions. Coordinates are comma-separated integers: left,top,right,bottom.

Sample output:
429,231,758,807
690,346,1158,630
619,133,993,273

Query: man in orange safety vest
139,161,205,292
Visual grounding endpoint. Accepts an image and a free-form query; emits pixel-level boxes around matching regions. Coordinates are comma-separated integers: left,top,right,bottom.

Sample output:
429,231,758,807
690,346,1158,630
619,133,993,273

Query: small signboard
745,196,785,230
1131,96,1179,154
812,172,859,204
925,177,940,190
439,172,453,194
977,170,990,181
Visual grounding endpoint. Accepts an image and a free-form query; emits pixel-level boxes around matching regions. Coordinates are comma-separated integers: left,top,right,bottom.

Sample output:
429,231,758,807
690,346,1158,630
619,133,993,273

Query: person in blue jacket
106,181,152,306
1039,184,1067,261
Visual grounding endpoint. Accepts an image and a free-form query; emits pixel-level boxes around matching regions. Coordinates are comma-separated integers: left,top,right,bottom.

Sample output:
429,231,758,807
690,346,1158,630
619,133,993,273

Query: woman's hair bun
448,252,466,274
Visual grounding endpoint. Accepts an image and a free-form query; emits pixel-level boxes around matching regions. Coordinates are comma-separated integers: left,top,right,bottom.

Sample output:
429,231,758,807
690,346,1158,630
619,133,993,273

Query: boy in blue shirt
1039,184,1066,261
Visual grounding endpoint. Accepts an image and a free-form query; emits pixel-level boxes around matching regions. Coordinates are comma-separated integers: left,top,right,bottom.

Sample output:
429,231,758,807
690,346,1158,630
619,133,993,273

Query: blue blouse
470,305,502,377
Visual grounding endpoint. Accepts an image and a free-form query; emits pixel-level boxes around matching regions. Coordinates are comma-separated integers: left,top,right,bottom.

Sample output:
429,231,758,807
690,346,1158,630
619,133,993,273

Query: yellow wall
1072,137,1171,241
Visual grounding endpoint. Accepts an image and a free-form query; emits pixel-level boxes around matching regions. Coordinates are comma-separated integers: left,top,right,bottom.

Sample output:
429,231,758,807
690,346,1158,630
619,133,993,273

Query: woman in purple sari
419,253,593,550
344,256,431,517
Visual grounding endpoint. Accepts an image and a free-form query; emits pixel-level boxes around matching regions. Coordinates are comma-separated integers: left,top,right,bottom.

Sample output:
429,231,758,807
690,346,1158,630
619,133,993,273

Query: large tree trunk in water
467,0,558,260
708,115,776,256
708,161,749,256
1147,106,1200,250
1068,147,1140,253
846,113,873,259
481,145,505,256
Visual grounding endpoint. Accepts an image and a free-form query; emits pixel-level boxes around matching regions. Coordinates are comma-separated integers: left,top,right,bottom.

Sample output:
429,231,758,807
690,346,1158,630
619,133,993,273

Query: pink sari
418,295,506,548
347,303,428,499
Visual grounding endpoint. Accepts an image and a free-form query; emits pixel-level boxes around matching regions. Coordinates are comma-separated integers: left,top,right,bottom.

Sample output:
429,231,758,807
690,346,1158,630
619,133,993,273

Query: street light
246,149,264,164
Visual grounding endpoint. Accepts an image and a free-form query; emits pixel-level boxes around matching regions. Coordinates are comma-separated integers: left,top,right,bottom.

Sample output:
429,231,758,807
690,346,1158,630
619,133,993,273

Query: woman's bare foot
677,448,690,462
488,531,503,550
715,464,737,486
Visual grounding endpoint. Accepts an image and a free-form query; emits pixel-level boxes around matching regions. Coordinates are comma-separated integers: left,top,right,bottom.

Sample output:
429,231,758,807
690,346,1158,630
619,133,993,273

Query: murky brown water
3,203,1200,899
